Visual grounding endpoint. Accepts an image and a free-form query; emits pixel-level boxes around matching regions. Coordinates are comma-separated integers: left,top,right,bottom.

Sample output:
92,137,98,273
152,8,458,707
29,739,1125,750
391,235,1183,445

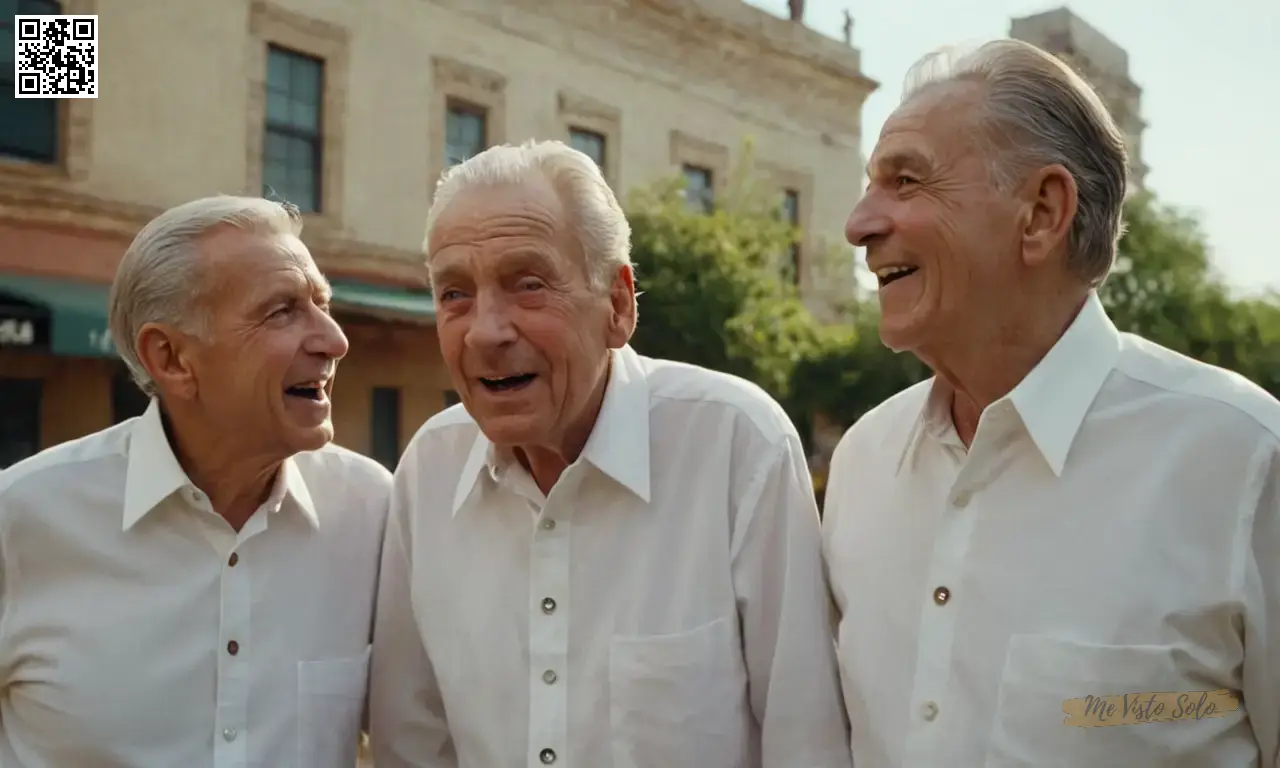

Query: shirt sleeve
730,433,853,768
1241,440,1280,767
368,471,457,768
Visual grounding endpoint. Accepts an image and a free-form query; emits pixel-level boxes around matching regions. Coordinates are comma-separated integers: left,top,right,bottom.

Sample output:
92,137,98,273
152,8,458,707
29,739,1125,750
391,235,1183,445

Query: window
370,387,401,470
445,103,486,168
569,128,606,170
0,377,41,469
0,0,62,163
263,45,323,213
682,165,714,214
111,366,150,424
782,188,801,283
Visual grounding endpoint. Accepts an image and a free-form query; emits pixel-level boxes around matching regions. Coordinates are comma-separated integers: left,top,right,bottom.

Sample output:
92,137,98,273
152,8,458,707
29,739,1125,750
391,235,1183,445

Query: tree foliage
624,146,821,400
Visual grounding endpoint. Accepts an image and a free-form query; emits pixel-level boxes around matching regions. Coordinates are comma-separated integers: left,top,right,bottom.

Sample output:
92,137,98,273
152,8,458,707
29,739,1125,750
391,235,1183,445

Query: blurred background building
1010,6,1148,192
0,0,875,469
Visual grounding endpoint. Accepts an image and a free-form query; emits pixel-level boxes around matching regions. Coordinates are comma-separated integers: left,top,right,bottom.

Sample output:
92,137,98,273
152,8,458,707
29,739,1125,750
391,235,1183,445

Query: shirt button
228,552,239,567
541,597,557,614
539,748,556,764
540,518,556,531
921,701,939,721
542,669,558,685
933,586,951,606
227,640,239,655
223,727,237,742
953,490,971,507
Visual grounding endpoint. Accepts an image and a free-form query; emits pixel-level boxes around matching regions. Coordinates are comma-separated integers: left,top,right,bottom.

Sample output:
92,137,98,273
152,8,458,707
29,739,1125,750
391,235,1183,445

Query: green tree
624,147,821,400
1100,192,1280,394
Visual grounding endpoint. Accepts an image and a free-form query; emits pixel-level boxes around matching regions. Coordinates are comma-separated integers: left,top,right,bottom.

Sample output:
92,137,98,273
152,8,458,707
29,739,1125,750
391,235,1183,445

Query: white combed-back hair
423,139,633,292
109,194,302,397
902,39,1129,286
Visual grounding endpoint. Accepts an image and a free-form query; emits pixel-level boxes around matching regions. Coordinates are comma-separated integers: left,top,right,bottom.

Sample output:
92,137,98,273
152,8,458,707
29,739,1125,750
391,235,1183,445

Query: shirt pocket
985,635,1244,768
296,647,370,768
609,615,751,768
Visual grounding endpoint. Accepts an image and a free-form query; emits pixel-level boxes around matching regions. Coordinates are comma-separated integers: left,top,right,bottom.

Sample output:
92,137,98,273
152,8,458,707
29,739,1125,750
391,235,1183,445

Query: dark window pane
782,189,800,224
289,96,320,133
445,107,486,167
262,45,323,212
370,387,402,469
0,377,42,469
569,128,605,169
0,0,62,163
682,165,714,214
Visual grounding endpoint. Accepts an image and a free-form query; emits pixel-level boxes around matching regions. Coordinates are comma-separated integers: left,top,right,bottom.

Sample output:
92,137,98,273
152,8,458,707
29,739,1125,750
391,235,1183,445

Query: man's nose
465,292,518,348
307,306,350,361
845,194,893,248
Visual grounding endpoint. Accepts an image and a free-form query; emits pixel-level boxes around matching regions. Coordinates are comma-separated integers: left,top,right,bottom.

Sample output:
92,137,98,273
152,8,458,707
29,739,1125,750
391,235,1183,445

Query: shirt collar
122,399,319,531
452,344,653,516
896,292,1121,476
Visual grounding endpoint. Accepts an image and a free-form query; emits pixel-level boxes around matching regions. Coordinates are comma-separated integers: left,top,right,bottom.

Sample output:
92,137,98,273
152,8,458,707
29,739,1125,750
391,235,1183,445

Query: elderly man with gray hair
0,195,390,767
369,140,851,767
825,38,1280,766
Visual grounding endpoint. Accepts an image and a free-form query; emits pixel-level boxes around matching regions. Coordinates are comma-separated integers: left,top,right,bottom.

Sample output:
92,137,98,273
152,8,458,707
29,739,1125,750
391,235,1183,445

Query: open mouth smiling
284,381,326,401
478,373,537,392
875,265,919,287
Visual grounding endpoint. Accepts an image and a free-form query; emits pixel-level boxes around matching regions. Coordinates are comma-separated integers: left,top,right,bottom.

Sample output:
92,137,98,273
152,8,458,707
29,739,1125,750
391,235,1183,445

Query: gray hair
109,195,302,397
423,139,632,291
903,39,1128,286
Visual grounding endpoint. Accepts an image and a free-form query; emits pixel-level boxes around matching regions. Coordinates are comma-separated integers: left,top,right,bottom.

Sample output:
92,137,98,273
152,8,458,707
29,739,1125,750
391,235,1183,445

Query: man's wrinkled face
184,228,348,455
428,178,634,451
846,82,1024,353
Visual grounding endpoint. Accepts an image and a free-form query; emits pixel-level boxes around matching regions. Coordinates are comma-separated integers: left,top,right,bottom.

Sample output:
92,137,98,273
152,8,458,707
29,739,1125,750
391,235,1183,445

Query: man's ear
1019,164,1077,269
606,265,637,349
135,323,200,400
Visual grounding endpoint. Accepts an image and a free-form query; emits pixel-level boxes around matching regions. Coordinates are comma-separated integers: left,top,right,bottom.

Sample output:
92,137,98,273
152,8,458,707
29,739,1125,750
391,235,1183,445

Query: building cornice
0,180,429,288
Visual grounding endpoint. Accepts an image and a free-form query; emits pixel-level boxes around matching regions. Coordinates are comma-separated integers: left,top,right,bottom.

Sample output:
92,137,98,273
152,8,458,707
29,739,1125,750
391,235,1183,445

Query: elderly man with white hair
0,195,390,767
369,140,851,767
826,39,1280,766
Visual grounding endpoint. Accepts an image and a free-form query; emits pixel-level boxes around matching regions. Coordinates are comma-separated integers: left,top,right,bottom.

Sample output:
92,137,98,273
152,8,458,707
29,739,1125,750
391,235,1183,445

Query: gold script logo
1062,689,1240,727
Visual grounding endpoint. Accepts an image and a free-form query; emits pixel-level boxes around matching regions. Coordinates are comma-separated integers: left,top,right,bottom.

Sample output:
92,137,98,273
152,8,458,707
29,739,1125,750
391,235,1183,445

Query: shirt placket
521,471,574,768
902,436,983,767
213,510,270,768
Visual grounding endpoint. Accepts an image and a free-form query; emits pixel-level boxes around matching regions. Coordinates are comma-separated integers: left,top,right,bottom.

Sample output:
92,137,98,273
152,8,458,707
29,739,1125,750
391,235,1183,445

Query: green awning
0,273,115,357
331,280,436,324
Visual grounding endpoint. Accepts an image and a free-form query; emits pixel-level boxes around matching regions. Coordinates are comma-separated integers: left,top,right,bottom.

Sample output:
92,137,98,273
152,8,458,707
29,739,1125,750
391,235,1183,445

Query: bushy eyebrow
869,148,934,179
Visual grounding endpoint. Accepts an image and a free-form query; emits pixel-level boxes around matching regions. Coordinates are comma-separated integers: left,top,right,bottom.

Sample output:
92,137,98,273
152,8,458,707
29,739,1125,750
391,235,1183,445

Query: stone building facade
0,0,875,467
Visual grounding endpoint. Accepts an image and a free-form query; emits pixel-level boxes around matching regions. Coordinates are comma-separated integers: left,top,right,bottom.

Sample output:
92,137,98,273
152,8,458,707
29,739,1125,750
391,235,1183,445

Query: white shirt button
921,701,939,721
539,748,556,764
540,518,556,531
222,727,237,742
542,669,557,684
953,490,971,508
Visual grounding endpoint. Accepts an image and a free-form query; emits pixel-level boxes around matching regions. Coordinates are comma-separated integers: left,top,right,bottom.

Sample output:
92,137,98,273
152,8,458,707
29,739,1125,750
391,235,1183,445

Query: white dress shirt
824,292,1280,767
0,399,391,768
370,344,850,768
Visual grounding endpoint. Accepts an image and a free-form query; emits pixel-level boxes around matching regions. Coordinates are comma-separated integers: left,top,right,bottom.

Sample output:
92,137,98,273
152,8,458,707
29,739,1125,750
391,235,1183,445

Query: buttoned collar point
451,344,653,516
896,292,1122,477
121,399,319,531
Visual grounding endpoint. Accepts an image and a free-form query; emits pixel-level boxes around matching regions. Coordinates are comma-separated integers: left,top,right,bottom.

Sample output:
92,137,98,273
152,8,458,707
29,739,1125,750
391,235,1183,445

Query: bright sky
745,0,1280,295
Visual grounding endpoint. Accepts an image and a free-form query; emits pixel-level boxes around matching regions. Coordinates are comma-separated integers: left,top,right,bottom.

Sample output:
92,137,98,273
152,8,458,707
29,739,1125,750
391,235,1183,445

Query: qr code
13,15,98,99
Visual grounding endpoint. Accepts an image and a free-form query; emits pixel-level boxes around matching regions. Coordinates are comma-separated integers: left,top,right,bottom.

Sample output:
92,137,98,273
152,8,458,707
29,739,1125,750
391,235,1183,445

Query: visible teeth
874,265,916,279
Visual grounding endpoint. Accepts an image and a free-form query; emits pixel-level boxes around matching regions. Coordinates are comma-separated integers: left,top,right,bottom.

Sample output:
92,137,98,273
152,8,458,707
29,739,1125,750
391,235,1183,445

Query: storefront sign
0,303,50,351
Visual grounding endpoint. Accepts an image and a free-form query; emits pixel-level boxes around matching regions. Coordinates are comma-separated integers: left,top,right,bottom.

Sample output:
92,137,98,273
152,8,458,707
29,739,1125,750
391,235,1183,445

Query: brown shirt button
933,586,951,606
227,640,239,655
228,553,239,567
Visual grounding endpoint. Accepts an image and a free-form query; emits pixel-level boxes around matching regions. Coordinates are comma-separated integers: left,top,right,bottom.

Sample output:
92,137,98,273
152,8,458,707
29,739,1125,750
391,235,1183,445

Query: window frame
262,44,325,213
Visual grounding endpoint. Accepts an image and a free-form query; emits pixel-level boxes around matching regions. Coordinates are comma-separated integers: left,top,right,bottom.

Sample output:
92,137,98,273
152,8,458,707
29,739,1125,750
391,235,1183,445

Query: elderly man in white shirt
826,38,1280,768
369,140,850,768
0,195,391,768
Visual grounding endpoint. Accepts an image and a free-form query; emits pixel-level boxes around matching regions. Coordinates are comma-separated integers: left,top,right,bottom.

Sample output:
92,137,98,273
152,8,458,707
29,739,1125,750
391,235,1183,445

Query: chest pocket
296,648,370,768
985,635,1247,768
608,615,750,768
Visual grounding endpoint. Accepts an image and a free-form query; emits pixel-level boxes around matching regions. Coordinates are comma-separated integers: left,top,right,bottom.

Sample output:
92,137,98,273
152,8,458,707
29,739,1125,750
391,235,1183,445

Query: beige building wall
67,0,875,290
